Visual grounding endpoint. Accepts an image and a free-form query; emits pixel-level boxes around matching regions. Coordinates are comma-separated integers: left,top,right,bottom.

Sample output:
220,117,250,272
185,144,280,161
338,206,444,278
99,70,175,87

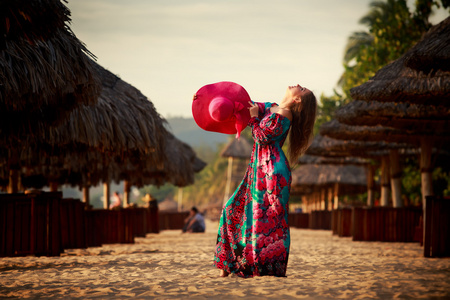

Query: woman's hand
248,101,259,118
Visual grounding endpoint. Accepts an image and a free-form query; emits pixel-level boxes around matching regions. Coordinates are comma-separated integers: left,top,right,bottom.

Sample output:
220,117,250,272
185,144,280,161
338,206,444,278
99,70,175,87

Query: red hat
192,81,251,138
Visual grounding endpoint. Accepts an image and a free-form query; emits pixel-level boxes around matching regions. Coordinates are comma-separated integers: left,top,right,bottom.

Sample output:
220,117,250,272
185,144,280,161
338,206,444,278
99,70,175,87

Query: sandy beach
1,219,449,299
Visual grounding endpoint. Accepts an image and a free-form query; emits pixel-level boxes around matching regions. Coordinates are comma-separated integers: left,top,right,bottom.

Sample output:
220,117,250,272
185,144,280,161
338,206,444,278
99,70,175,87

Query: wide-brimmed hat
192,81,251,138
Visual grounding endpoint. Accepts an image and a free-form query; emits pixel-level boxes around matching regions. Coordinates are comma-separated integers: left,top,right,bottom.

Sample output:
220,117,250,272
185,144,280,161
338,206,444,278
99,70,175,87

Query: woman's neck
278,103,291,110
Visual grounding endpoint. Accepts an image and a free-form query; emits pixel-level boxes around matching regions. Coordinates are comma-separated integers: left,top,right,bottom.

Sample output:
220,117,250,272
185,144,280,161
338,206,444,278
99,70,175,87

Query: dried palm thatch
0,60,208,190
221,137,253,158
335,100,450,132
94,132,204,188
350,17,450,106
320,119,450,146
291,164,367,196
0,0,100,129
32,62,169,157
306,134,409,158
298,154,369,166
1,0,69,45
2,131,205,190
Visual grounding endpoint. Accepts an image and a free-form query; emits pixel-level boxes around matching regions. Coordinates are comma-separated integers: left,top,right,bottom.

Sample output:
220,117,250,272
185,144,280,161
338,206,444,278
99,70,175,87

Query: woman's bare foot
220,270,229,277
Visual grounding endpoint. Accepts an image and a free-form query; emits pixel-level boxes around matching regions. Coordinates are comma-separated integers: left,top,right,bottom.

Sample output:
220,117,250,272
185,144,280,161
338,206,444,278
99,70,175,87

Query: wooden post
123,180,131,207
333,183,339,210
82,186,90,206
49,182,58,192
389,149,403,208
328,187,333,210
420,138,433,208
177,188,183,212
366,165,375,207
223,157,233,205
302,196,307,213
103,182,110,209
7,169,19,193
380,156,390,207
322,188,328,211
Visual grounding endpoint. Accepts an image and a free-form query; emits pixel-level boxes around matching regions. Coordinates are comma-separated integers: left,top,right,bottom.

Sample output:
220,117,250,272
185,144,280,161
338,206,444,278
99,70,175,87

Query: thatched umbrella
291,164,367,212
299,154,369,166
220,137,253,204
350,17,450,106
298,154,372,209
0,0,100,128
307,134,414,207
0,61,207,210
335,100,450,133
348,17,450,206
0,0,101,192
307,131,410,158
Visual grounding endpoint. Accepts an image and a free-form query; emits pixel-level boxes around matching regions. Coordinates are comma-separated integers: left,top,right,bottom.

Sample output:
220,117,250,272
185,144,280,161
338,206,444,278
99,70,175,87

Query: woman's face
282,84,310,105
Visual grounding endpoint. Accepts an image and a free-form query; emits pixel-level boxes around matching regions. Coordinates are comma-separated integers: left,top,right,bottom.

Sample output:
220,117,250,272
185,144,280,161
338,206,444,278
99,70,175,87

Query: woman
214,84,317,278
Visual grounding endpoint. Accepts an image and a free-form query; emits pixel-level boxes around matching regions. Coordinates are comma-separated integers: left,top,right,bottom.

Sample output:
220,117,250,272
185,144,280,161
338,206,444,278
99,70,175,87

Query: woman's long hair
288,91,317,164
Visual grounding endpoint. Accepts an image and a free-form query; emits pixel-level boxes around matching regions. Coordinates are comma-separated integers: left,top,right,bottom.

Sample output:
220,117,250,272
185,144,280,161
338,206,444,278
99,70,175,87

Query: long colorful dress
214,102,291,278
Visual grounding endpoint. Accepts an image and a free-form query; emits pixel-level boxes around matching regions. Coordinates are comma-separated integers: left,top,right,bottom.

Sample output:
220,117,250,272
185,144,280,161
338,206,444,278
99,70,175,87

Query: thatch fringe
350,17,450,106
291,164,367,196
319,119,450,145
221,137,253,158
306,134,410,158
335,100,450,132
298,154,369,166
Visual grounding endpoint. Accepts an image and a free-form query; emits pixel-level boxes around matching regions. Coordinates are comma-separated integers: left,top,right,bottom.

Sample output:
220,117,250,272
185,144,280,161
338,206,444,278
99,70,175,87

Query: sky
68,0,448,119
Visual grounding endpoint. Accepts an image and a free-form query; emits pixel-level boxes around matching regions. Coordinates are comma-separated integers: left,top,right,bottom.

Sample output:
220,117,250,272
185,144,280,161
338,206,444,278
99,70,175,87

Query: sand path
1,219,449,299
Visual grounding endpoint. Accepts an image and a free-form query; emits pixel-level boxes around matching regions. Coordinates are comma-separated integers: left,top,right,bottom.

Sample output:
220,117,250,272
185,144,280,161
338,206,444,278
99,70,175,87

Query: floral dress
214,102,291,278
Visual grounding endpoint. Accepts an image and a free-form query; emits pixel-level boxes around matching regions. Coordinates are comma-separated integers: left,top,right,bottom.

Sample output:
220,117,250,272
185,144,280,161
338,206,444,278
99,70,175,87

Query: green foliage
339,0,449,100
401,158,422,205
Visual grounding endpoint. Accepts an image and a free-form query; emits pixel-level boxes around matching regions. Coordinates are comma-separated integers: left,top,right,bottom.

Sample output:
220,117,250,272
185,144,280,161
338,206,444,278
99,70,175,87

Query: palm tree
338,0,449,99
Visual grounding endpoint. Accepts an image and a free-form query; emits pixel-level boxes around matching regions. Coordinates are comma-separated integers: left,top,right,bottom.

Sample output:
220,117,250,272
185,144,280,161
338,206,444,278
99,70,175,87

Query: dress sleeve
249,113,285,145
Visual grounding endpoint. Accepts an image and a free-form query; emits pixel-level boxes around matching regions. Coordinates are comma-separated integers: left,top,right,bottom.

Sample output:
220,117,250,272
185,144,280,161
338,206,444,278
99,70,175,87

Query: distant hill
164,117,229,150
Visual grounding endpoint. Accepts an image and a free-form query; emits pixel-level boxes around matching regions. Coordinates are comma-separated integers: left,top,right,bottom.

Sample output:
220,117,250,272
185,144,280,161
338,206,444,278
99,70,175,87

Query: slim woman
214,84,317,277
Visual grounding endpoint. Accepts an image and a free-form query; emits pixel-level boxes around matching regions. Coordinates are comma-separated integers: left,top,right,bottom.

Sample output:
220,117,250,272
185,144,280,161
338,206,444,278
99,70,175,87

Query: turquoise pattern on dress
214,102,291,277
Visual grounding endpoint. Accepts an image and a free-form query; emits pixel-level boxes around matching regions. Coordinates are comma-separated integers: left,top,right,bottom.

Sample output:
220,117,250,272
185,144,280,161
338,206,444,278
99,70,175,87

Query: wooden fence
0,192,63,257
288,212,309,229
309,210,332,230
159,211,190,230
331,208,353,237
0,192,160,257
352,207,422,242
424,196,450,257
